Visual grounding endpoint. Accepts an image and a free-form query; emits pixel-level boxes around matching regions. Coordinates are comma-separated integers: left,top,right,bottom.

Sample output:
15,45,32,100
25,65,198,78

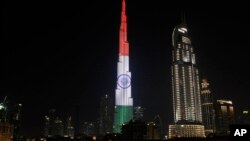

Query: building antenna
181,11,187,26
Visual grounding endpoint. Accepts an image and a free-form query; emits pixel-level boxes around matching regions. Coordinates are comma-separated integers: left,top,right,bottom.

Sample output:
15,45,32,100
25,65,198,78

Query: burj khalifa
113,0,133,133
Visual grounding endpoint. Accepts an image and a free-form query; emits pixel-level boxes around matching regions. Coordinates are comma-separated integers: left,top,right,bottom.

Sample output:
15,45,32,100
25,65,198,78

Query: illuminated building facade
200,79,216,135
168,19,205,138
215,100,235,135
114,0,133,133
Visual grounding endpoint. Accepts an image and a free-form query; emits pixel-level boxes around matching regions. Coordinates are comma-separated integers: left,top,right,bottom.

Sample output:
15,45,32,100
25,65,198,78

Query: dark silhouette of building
200,79,216,136
0,97,14,141
48,109,56,137
44,115,50,137
215,100,235,136
145,122,160,140
121,120,146,141
53,117,64,136
82,122,99,136
65,116,74,139
99,94,113,135
239,110,250,124
168,15,205,138
9,103,22,139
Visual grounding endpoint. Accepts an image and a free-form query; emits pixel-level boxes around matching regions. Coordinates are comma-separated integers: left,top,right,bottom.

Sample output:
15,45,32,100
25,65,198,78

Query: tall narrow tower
113,0,133,133
168,17,205,138
200,78,216,136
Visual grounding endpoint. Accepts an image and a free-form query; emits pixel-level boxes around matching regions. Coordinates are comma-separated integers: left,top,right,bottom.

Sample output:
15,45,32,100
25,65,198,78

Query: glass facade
169,23,205,138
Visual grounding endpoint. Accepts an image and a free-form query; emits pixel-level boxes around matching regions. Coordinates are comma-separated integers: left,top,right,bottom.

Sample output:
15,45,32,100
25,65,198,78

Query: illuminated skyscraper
200,79,216,136
215,100,235,136
168,17,205,138
113,0,133,133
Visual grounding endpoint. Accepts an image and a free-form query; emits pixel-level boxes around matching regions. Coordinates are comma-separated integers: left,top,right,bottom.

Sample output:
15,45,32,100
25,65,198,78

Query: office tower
83,122,98,136
153,115,164,139
43,115,50,137
134,106,144,120
215,100,235,135
168,17,205,138
200,79,216,135
99,94,113,135
53,117,64,136
114,0,133,133
66,116,74,139
239,110,250,124
48,109,56,137
146,122,161,140
10,103,22,138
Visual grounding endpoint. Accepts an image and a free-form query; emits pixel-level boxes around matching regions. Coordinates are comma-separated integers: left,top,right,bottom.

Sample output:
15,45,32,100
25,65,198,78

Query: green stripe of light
114,105,133,133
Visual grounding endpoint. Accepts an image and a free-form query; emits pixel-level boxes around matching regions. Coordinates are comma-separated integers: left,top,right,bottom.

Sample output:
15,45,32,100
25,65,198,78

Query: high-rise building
145,122,160,140
65,116,74,139
43,115,50,137
215,100,235,136
99,94,113,135
48,109,56,137
168,17,205,138
114,0,133,133
83,122,98,136
134,106,144,121
239,110,250,125
9,103,22,138
53,117,64,136
200,79,216,136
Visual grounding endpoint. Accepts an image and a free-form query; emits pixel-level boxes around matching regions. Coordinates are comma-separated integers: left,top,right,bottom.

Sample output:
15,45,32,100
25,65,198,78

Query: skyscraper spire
114,0,133,133
181,12,187,26
119,0,129,56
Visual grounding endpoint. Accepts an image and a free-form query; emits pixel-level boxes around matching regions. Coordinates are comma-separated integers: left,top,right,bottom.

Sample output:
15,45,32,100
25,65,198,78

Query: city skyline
1,0,250,136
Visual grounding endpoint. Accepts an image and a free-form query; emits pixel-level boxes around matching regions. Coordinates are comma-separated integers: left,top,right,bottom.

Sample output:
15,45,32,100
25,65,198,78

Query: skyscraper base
168,124,205,138
114,105,133,133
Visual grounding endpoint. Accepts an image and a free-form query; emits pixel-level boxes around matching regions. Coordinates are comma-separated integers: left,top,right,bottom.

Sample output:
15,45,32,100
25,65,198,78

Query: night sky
1,0,250,136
